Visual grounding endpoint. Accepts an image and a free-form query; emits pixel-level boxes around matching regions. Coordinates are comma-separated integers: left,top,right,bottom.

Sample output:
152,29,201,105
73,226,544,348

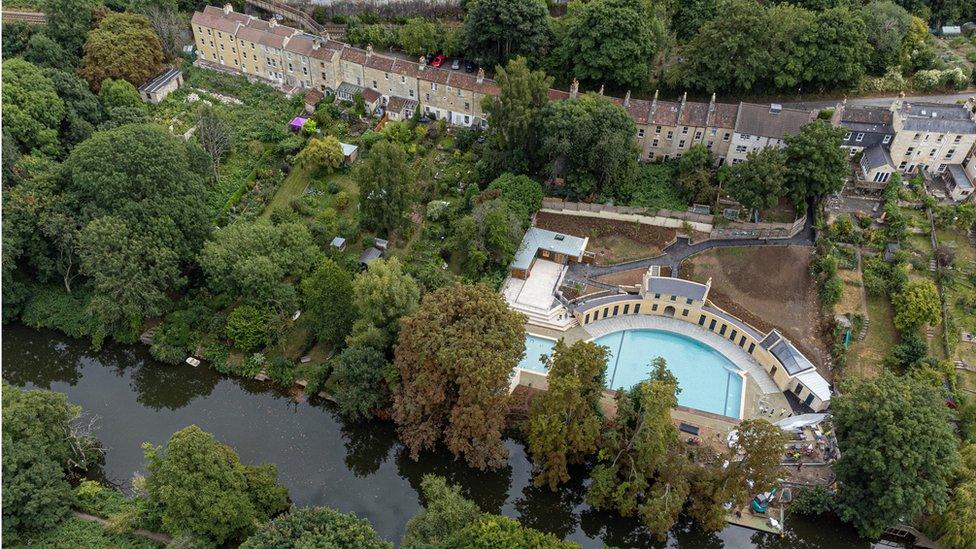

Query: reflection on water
2,323,879,548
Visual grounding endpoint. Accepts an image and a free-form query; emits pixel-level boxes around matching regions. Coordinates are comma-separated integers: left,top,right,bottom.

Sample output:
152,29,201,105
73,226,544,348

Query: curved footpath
567,210,815,280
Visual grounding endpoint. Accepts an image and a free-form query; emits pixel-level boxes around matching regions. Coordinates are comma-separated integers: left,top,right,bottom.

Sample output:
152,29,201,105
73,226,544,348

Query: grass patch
262,165,316,218
845,293,896,380
631,162,687,211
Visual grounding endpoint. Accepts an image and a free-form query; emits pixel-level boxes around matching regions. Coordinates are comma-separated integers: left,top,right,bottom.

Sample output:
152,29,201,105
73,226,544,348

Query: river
2,323,883,548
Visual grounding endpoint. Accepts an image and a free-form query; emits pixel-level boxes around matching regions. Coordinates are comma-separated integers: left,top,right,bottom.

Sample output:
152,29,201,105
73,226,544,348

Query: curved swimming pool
519,331,744,419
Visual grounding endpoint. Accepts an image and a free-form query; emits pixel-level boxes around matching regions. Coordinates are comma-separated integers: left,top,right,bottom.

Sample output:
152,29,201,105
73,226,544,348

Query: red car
430,54,446,68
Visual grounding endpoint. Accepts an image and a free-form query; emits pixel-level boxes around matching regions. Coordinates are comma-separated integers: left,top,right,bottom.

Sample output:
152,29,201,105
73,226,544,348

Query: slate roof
511,228,587,271
139,68,181,94
947,164,973,190
861,145,894,171
701,305,763,341
735,103,815,139
645,276,708,302
898,102,976,134
842,105,892,126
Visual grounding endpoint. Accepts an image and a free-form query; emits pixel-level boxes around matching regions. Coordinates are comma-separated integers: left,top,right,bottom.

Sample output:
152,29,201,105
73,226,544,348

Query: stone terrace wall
540,198,714,233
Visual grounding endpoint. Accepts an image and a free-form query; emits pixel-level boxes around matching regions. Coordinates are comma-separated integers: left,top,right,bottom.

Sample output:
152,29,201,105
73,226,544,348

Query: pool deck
526,315,792,421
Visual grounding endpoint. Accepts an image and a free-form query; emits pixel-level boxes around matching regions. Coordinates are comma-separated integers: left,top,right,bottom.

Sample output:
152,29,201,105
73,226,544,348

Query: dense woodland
3,0,976,547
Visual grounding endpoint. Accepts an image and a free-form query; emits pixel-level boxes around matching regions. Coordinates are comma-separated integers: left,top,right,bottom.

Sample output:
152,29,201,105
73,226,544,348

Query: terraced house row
192,4,976,185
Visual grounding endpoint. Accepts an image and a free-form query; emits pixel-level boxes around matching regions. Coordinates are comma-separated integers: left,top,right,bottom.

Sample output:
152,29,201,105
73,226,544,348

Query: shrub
225,305,272,353
790,486,836,516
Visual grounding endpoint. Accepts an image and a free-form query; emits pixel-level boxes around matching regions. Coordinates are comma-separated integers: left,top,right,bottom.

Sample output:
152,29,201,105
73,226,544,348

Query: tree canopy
783,120,849,205
552,0,666,89
392,283,525,470
331,345,392,421
80,12,164,91
144,425,290,544
296,135,344,174
463,0,551,69
487,172,544,224
832,372,958,538
526,340,608,490
242,507,391,548
348,257,420,352
301,259,355,346
357,140,414,235
891,279,941,331
2,58,66,157
726,148,787,220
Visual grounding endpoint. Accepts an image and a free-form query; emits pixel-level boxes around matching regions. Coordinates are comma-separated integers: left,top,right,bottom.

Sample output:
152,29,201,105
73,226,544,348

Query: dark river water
2,323,886,548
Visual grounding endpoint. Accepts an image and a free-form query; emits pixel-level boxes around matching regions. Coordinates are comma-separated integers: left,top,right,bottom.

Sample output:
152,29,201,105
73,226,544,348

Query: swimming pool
518,330,743,418
519,334,557,372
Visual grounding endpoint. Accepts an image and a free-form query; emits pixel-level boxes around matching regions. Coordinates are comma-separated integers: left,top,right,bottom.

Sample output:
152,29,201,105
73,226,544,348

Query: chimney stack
569,78,579,99
681,91,687,107
223,3,233,14
419,56,426,70
366,44,373,58
476,68,485,84
598,84,604,96
624,90,630,107
269,17,277,28
651,89,658,111
312,38,321,51
708,92,716,112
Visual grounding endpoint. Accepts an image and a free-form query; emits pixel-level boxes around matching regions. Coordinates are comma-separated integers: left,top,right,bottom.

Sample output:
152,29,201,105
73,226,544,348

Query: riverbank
1,323,882,548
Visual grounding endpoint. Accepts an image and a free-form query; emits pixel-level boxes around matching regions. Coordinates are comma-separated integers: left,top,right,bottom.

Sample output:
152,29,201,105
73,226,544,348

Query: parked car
431,54,446,68
451,58,460,70
464,59,476,73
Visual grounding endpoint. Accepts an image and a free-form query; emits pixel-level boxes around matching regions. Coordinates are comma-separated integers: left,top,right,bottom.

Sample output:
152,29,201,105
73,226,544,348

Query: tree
78,216,182,342
672,0,717,39
199,221,322,308
487,172,544,224
42,67,103,150
402,475,481,549
331,345,392,421
784,120,848,205
861,1,912,74
398,17,440,57
933,444,976,549
226,305,273,353
2,58,65,156
80,12,164,91
726,148,787,220
537,93,640,201
463,0,551,68
832,372,958,538
41,0,94,54
392,284,525,470
348,258,420,352
2,385,100,543
242,507,390,548
674,0,771,92
295,135,343,174
892,279,941,331
142,4,184,59
2,21,36,59
480,57,553,178
526,340,608,490
587,359,691,540
884,331,928,370
809,6,869,90
677,144,715,204
25,32,77,70
301,259,355,346
552,0,667,89
357,140,413,234
196,104,233,183
402,475,575,548
98,78,145,112
450,197,524,277
144,425,289,544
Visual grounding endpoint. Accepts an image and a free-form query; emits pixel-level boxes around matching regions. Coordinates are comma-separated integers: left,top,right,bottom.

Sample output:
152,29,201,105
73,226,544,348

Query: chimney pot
419,56,426,69
598,84,604,96
223,3,232,14
476,68,485,84
624,90,630,107
569,78,579,99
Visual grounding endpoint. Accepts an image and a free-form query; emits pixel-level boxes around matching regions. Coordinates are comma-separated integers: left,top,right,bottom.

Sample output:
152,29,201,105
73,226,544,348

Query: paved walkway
579,315,781,394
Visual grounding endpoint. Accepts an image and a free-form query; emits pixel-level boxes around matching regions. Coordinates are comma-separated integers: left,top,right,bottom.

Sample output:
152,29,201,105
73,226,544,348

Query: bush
820,275,844,307
225,305,272,353
790,486,836,516
19,285,98,340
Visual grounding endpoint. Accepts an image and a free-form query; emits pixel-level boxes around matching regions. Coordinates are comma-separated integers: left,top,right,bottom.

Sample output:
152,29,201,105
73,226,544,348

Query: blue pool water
520,335,557,372
519,330,743,418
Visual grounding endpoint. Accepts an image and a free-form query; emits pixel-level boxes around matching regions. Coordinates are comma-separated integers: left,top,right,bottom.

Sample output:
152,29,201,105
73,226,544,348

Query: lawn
844,293,896,380
262,165,316,218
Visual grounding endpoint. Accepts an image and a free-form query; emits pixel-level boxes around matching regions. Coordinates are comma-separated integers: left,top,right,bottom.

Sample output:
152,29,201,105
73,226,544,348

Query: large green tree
480,57,553,179
41,0,95,54
861,1,912,74
891,279,941,331
449,197,524,277
463,0,551,68
526,340,608,490
809,6,869,90
242,506,391,548
2,385,100,543
144,425,290,544
295,135,343,174
536,92,640,201
726,148,787,221
2,58,65,157
80,12,164,91
586,359,690,539
552,0,666,89
357,140,414,235
486,172,544,224
301,259,355,346
348,257,420,352
199,221,322,308
783,120,849,205
331,345,392,421
832,372,958,538
398,17,440,57
42,67,103,150
392,283,525,470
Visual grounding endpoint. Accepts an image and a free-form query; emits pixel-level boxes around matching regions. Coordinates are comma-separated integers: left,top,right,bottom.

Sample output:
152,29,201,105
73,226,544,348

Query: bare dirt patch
594,268,646,288
681,246,832,375
535,212,676,265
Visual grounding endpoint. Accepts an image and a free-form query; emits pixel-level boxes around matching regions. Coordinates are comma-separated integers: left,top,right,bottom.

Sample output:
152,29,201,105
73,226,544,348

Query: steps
858,318,869,341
